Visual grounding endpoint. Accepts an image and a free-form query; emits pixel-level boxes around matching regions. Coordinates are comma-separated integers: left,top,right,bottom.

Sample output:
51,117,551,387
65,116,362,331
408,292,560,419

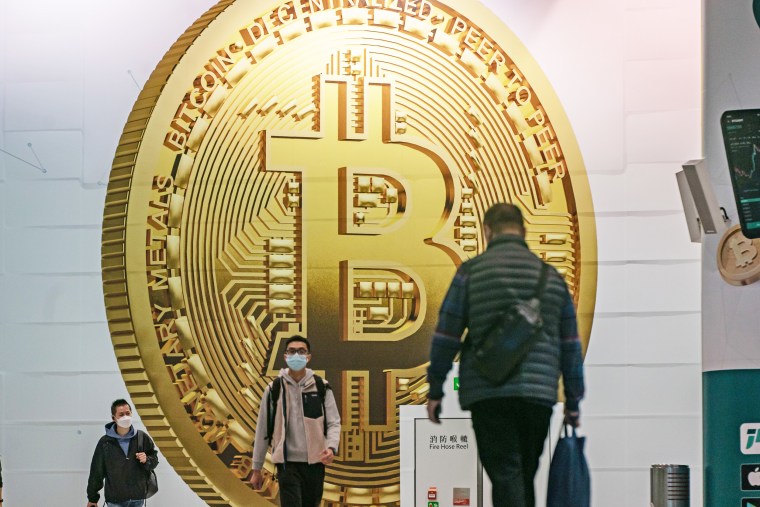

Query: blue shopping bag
547,425,590,507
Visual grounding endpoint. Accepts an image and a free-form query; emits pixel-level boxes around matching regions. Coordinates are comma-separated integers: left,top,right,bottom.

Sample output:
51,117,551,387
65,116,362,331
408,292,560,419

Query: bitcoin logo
719,225,760,285
101,1,597,505
730,237,758,268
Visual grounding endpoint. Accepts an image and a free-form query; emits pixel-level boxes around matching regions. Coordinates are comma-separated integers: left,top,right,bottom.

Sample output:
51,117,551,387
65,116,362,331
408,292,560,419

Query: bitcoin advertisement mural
100,0,596,505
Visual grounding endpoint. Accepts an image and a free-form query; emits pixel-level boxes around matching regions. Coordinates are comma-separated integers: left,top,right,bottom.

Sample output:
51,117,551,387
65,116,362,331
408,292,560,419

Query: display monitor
721,109,760,238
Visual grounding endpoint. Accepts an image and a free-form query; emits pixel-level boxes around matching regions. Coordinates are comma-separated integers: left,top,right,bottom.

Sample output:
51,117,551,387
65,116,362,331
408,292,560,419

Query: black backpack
265,375,330,443
135,430,159,499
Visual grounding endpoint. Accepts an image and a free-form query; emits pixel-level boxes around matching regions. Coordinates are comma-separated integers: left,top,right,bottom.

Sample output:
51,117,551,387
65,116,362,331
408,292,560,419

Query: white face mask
116,415,132,429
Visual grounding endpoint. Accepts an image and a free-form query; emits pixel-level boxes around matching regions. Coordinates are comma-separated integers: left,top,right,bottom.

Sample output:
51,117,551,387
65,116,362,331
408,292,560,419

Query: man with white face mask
85,399,158,507
250,335,341,506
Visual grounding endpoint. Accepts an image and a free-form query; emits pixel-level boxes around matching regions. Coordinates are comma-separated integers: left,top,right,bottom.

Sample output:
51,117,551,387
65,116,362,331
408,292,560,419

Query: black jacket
459,234,577,408
86,423,158,503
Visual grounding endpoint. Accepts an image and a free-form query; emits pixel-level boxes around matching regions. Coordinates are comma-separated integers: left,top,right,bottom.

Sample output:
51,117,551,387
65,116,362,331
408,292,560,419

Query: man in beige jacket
250,335,341,506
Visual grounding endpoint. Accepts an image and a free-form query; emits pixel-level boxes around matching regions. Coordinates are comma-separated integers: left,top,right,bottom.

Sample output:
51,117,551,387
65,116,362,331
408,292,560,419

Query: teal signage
704,370,760,506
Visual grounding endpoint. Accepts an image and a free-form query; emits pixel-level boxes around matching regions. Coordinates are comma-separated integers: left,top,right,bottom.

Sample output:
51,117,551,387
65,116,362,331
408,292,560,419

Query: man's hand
249,469,264,490
86,502,98,507
135,451,147,464
319,448,335,465
564,409,580,428
427,398,442,424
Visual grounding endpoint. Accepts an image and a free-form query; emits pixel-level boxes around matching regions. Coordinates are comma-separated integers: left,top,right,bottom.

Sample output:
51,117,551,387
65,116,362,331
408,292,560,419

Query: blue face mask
285,353,308,371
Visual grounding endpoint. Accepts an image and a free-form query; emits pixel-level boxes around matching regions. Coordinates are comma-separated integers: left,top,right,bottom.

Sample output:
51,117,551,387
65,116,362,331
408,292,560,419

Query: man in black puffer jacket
86,399,158,507
427,203,585,507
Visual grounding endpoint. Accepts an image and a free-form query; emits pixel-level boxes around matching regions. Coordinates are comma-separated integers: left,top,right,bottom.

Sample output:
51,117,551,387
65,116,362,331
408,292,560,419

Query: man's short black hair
285,335,311,352
483,203,525,235
111,399,131,416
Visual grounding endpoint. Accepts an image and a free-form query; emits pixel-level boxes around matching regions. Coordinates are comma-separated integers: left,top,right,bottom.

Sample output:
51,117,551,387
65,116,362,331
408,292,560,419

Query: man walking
250,335,341,506
427,203,585,507
86,399,158,507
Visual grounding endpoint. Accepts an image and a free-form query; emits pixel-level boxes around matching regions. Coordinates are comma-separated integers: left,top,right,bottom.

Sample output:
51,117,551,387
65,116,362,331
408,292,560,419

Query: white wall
0,0,702,506
0,1,215,505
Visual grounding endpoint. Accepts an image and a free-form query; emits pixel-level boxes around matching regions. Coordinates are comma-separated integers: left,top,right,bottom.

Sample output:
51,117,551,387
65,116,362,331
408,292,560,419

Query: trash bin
650,464,689,507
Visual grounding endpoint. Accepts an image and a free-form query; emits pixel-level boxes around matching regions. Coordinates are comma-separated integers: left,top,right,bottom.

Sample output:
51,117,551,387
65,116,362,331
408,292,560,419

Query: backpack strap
532,262,550,302
266,377,282,443
313,375,332,436
314,374,326,399
136,429,144,452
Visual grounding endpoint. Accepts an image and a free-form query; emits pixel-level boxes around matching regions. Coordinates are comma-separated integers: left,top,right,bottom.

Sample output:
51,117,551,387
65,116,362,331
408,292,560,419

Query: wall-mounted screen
721,109,760,238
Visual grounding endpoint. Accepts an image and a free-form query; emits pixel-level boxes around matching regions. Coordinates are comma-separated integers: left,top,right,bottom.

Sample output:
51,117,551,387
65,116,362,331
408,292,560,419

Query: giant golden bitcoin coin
101,1,596,505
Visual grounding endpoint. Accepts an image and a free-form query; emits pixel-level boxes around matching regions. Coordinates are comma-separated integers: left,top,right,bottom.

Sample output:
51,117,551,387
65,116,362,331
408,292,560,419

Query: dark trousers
470,397,553,507
276,462,325,507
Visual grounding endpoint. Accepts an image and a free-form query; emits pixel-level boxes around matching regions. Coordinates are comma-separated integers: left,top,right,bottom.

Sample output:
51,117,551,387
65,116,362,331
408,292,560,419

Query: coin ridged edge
101,1,238,506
